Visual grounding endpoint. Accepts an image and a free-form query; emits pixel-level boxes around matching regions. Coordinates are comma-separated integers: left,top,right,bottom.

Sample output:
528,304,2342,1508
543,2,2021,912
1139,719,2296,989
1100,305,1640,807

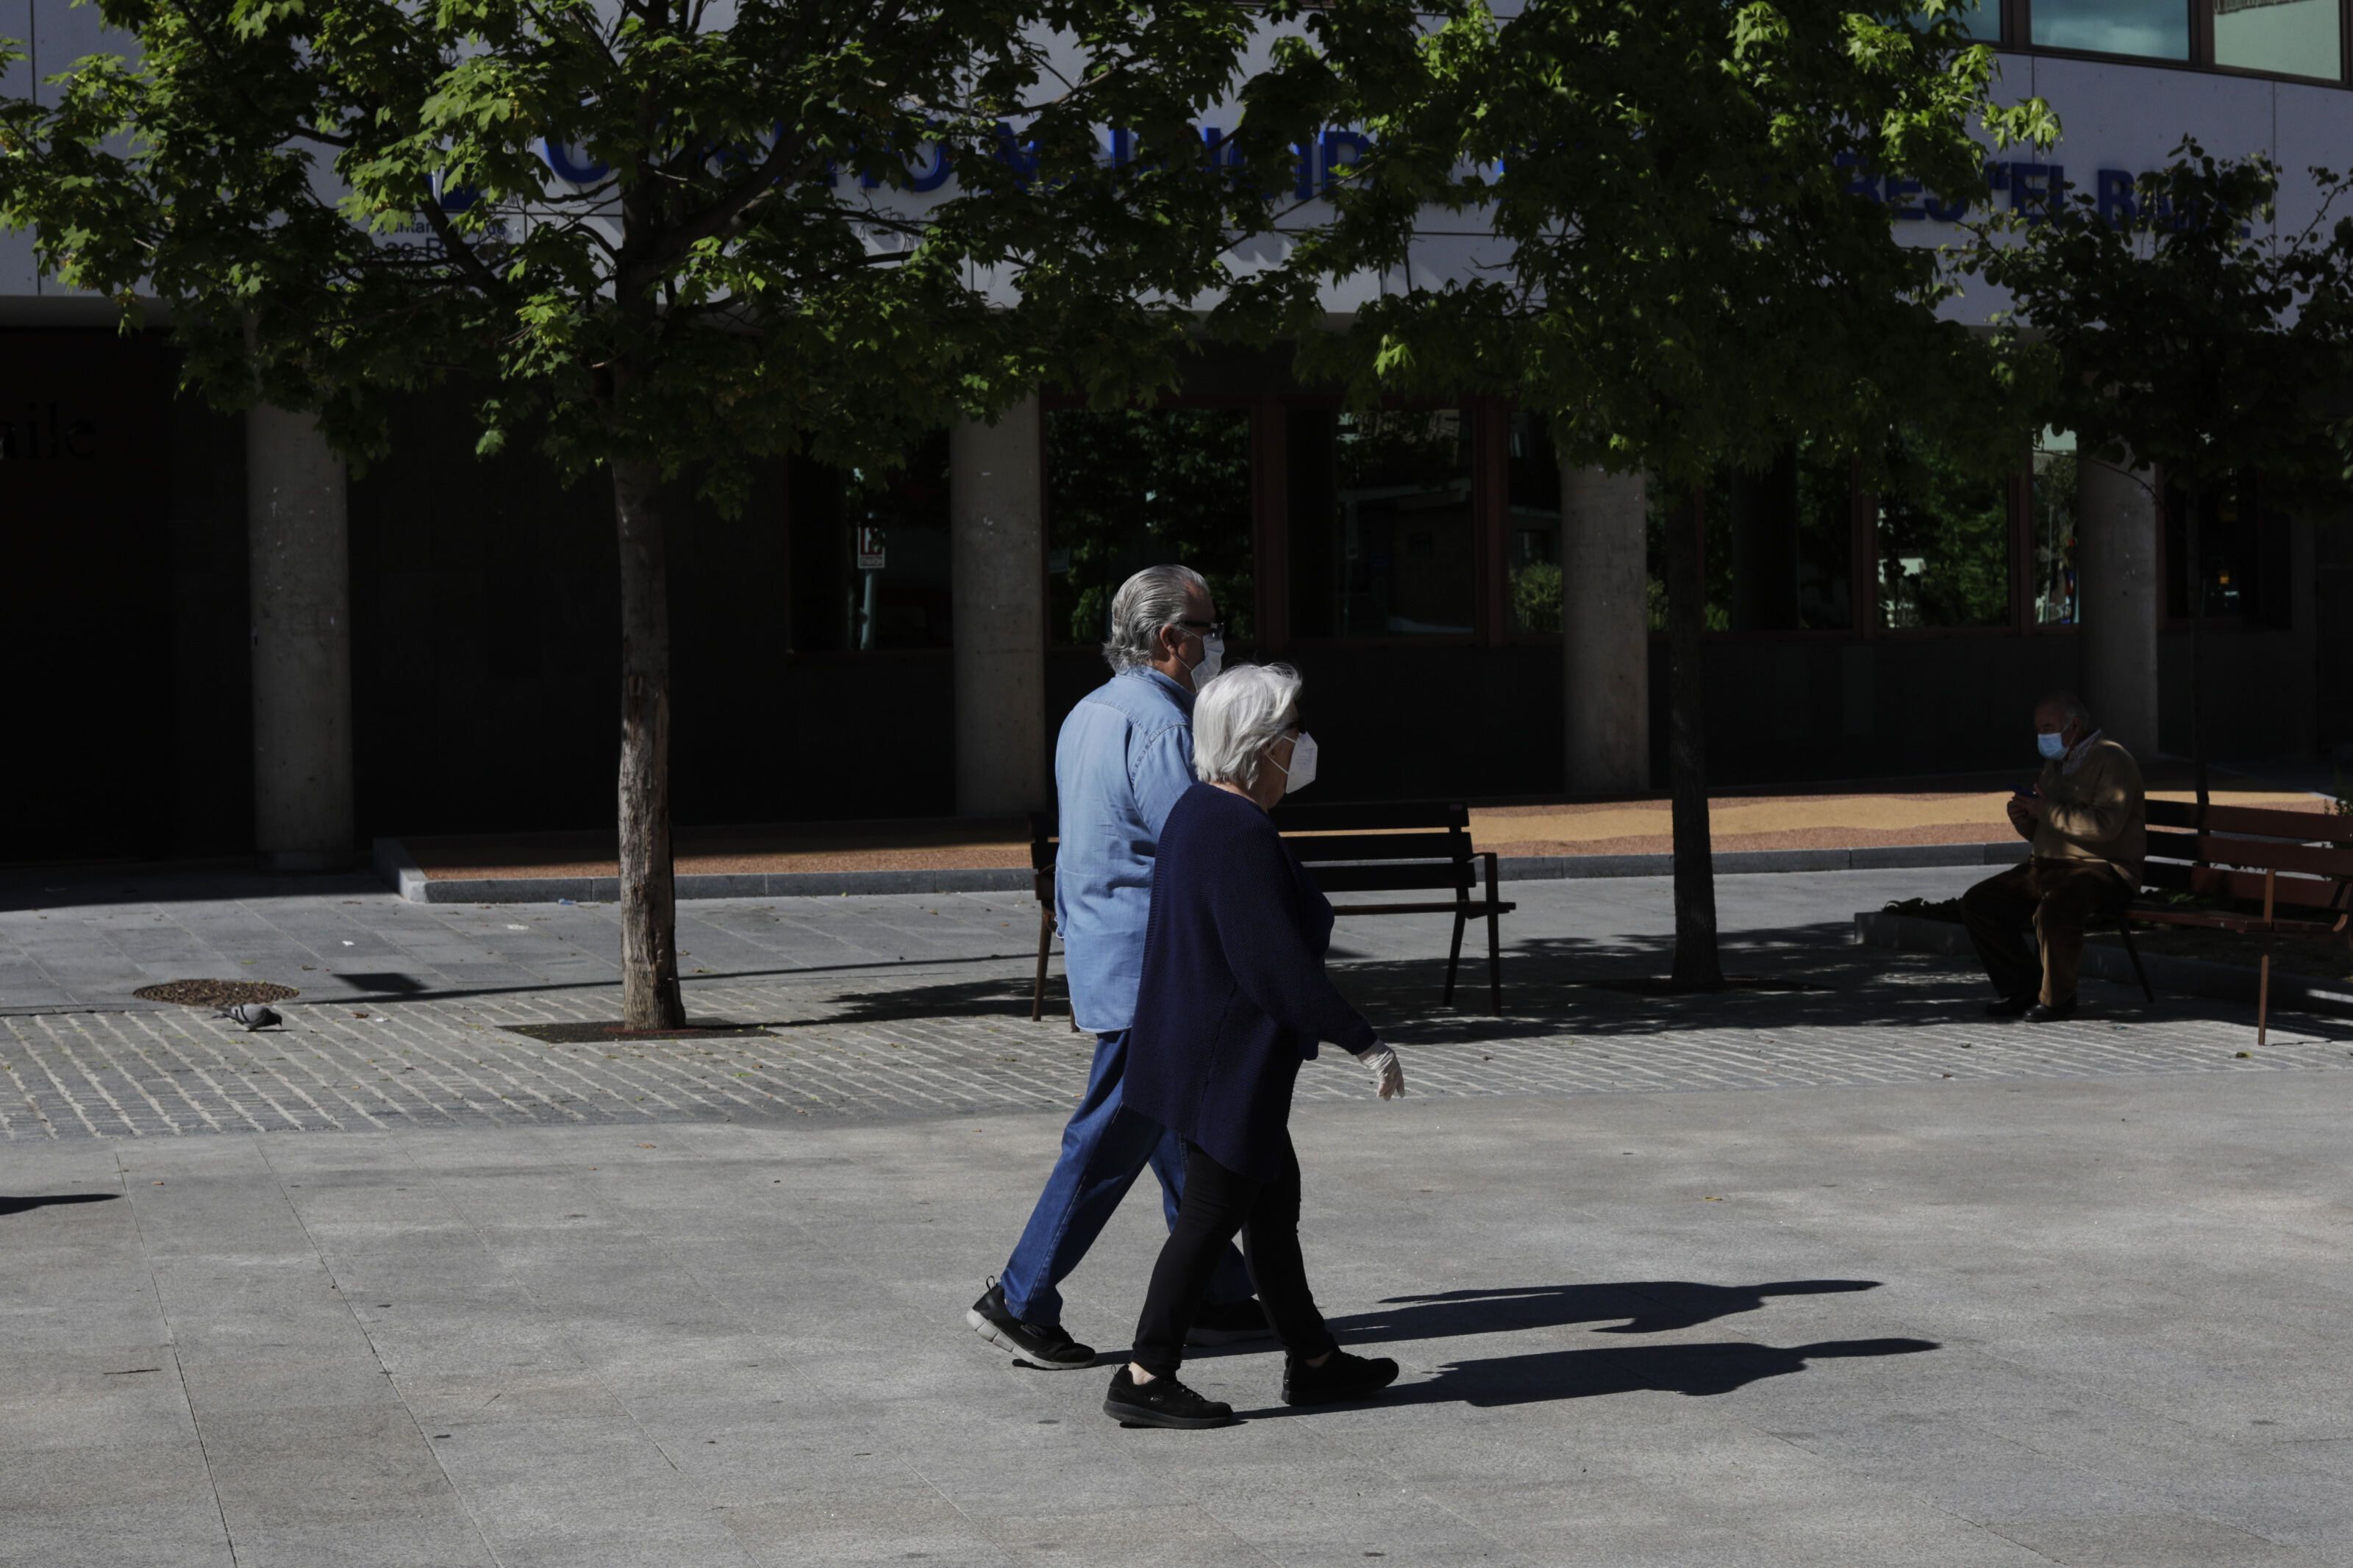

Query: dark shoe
965,1279,1095,1369
1983,995,2034,1019
1186,1297,1276,1347
1282,1348,1400,1406
1103,1367,1235,1429
2024,1000,2077,1023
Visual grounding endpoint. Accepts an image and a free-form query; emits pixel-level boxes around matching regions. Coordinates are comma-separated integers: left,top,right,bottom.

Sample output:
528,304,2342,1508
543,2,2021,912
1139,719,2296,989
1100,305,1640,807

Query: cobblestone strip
1,956,2345,1140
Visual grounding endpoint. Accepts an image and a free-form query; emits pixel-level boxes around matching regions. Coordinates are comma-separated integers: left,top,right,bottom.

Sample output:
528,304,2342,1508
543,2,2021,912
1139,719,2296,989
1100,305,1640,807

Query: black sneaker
1103,1367,1235,1429
2024,1000,2078,1023
965,1279,1096,1369
1281,1348,1399,1406
1983,996,2034,1019
1186,1297,1275,1347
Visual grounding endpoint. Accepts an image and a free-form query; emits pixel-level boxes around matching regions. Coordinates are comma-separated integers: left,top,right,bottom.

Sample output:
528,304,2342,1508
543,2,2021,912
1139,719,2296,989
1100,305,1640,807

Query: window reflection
2031,432,2079,626
1913,1,2002,40
2214,0,2341,77
2029,0,2190,59
1289,408,1474,637
1876,430,2013,630
2165,477,2293,626
1045,407,1254,648
788,433,951,651
1505,412,1560,634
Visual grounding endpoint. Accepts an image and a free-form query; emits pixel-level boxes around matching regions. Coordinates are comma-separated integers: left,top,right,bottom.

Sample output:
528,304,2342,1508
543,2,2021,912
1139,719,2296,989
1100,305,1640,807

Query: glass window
1045,407,1254,647
1645,476,1734,633
1914,1,2002,39
1875,430,2013,629
2029,0,2190,59
2165,476,2293,625
2214,0,2342,78
1289,407,1474,637
2031,431,2080,626
1642,445,1854,633
788,432,951,651
1506,412,1560,634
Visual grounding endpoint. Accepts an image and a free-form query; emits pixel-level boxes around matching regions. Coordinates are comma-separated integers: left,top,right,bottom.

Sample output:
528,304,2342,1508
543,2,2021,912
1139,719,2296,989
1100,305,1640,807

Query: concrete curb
1853,909,2353,1020
374,836,2035,905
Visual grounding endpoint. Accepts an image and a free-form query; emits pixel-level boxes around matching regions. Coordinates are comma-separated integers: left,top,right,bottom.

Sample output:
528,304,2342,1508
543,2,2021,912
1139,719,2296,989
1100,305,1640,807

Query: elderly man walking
1961,692,2146,1023
965,565,1265,1368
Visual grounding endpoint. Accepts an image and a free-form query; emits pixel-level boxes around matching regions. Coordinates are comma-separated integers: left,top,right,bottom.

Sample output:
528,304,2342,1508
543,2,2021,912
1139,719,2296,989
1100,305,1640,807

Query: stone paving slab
6,1074,2353,1566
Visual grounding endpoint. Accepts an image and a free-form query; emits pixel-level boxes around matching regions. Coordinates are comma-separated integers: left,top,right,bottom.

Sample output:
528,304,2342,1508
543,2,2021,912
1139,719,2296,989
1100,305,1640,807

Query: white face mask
1272,731,1317,793
1189,632,1224,687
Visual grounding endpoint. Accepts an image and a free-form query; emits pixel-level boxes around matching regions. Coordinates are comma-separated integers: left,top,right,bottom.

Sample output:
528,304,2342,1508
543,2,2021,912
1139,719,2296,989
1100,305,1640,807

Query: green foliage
1509,559,1560,634
1045,407,1256,647
1979,141,2353,515
1876,427,2010,628
0,1,1292,506
1236,0,2057,487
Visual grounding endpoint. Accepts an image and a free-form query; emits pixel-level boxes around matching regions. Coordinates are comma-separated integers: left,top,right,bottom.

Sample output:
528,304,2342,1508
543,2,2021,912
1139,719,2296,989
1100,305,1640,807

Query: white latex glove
1352,1039,1406,1100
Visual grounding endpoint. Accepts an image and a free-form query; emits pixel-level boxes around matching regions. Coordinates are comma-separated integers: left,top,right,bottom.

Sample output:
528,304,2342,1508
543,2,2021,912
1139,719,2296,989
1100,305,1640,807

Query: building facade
4,1,2349,864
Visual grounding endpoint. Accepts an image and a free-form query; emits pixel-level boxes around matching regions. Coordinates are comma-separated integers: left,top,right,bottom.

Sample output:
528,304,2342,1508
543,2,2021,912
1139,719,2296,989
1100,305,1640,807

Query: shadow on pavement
1328,1280,1879,1343
1238,1337,1940,1418
0,1193,120,1217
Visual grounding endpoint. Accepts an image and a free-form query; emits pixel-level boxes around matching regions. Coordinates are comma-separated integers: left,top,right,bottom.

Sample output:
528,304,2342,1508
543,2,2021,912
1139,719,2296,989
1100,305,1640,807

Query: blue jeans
998,1030,1252,1327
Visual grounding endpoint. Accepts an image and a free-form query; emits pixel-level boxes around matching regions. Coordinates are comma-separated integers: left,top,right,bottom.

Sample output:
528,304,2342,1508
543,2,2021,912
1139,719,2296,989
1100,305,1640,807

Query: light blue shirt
1054,668,1196,1034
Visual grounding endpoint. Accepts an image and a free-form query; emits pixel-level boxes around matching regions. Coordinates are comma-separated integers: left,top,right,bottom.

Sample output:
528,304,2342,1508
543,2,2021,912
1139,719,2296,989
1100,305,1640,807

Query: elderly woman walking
1103,663,1408,1430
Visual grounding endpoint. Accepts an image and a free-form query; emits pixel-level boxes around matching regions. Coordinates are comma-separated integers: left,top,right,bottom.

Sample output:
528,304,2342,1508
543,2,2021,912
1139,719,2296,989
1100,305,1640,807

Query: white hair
2040,690,2091,728
1193,664,1302,791
1102,564,1209,672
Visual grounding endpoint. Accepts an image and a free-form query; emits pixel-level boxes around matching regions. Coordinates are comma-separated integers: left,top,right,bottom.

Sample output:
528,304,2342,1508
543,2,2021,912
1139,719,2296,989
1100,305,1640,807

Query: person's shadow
1324,1279,1880,1344
1238,1336,1937,1417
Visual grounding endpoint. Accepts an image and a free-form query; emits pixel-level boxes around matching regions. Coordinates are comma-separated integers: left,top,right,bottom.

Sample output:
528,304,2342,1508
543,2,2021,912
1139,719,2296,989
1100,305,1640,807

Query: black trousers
1130,1136,1338,1378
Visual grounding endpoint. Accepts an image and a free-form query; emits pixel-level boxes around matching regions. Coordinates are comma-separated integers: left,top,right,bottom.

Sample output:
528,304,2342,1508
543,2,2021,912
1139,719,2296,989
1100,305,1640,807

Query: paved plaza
2,870,2350,1564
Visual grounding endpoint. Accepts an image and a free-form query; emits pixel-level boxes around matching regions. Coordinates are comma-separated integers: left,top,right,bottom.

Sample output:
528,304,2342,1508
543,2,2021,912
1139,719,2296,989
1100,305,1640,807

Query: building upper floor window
2213,0,2343,78
2031,0,2192,60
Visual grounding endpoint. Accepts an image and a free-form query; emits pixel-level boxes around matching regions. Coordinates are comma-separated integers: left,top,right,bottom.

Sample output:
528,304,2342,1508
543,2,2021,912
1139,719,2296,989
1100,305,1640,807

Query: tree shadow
0,1193,120,1217
1327,1279,1879,1344
1237,1337,1940,1418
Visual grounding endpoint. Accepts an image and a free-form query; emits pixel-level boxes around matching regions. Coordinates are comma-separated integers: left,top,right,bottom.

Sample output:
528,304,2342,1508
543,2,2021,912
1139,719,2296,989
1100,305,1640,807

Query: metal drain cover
133,979,301,1007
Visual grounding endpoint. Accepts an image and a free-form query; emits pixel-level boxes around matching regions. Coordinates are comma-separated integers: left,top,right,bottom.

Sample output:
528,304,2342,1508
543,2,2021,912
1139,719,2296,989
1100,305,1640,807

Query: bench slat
1311,863,1475,894
2146,798,2353,843
1282,832,1465,864
2140,864,2353,913
1271,801,1468,833
2146,833,2353,880
2129,907,2349,937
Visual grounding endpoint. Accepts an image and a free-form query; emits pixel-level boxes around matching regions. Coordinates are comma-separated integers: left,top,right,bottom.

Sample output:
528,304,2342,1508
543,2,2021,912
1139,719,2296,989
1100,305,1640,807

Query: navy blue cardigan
1123,784,1379,1181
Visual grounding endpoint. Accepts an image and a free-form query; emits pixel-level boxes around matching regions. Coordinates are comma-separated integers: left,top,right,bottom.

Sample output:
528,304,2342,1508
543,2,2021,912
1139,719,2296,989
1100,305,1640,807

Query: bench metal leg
1032,906,1052,1023
1445,906,1467,1007
2257,940,2274,1050
2117,921,2154,1003
1484,852,1503,1015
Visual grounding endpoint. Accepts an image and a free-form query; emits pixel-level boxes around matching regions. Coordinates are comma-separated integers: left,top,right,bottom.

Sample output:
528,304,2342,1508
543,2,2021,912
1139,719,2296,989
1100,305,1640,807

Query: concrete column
246,404,354,870
950,398,1048,815
2077,452,2161,757
1561,464,1652,794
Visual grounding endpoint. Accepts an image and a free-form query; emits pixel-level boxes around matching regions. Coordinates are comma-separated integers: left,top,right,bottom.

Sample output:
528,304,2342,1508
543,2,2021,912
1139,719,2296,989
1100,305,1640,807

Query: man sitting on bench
1961,692,2146,1023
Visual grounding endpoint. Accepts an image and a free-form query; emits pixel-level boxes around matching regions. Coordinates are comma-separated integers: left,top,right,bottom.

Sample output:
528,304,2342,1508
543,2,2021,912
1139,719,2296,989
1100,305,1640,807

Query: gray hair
2038,690,2091,728
1101,565,1210,672
1193,664,1302,791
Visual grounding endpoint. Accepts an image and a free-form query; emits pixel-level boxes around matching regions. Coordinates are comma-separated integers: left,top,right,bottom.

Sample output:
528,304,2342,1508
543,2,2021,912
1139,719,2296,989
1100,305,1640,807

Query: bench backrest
2143,798,2353,917
1028,800,1481,903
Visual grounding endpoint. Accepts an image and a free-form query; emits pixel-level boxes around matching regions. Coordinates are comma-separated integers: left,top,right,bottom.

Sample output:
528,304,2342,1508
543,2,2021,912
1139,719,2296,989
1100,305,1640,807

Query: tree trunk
613,450,686,1030
1664,484,1722,989
2184,485,2209,815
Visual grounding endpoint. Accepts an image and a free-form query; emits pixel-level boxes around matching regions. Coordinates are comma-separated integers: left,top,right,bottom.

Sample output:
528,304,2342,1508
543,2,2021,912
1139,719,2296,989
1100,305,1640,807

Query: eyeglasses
1176,618,1226,639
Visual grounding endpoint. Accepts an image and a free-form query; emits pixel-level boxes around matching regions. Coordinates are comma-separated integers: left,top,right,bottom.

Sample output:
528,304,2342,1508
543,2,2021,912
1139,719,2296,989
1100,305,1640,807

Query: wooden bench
1029,800,1517,1023
2127,798,2353,1046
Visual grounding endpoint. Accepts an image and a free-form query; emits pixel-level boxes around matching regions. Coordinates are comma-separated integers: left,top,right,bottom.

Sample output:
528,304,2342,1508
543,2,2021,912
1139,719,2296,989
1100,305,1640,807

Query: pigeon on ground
216,1003,282,1031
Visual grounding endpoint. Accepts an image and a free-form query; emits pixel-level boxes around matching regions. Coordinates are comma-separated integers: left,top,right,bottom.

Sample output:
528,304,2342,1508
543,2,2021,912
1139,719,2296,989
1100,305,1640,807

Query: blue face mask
2036,732,2068,761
